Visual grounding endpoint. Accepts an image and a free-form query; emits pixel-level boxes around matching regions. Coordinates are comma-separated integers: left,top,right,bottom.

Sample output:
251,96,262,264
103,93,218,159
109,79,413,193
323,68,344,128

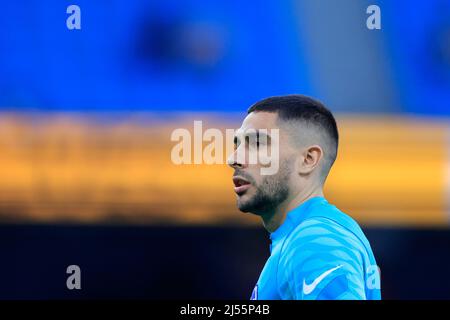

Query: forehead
235,111,312,146
238,112,279,132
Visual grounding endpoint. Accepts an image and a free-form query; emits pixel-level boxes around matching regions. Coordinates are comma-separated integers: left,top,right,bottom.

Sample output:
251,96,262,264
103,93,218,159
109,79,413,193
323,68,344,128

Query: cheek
266,159,293,185
257,155,273,168
247,149,263,166
259,175,276,190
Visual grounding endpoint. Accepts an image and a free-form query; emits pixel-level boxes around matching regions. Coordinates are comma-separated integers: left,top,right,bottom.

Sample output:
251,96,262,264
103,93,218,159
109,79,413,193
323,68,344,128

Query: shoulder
285,199,370,256
280,216,367,275
287,216,366,253
278,217,368,299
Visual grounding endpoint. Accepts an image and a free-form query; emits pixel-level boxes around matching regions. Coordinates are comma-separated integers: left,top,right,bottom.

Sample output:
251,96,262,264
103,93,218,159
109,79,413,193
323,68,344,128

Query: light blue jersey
250,197,381,300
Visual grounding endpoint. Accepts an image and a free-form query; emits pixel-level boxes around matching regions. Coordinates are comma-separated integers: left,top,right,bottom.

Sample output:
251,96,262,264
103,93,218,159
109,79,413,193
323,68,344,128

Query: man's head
227,94,338,216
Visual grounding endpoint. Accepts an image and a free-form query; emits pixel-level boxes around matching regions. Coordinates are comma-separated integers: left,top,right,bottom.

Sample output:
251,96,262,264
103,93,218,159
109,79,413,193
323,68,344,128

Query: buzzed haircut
247,94,339,180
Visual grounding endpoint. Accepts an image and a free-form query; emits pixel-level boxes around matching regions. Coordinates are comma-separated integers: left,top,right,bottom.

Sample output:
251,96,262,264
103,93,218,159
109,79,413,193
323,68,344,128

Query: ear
297,145,323,175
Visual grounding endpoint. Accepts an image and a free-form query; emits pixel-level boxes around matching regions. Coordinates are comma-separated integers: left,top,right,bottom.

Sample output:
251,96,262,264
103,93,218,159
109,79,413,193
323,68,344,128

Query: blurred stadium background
0,0,449,299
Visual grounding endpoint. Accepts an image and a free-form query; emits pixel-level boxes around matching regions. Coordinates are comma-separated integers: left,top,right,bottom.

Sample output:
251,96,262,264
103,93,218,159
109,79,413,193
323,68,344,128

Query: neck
261,186,324,233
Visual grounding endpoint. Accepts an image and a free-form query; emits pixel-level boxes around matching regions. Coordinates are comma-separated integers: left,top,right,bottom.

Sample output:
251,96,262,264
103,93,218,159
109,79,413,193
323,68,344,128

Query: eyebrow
234,130,272,145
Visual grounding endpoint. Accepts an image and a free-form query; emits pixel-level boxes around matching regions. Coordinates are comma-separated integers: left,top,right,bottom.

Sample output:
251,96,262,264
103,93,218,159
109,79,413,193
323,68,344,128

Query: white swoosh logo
302,265,343,295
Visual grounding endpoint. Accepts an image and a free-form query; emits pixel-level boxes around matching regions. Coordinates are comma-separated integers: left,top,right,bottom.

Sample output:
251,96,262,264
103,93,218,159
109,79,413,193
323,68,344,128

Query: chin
237,198,249,212
238,207,261,216
237,197,261,216
237,198,251,213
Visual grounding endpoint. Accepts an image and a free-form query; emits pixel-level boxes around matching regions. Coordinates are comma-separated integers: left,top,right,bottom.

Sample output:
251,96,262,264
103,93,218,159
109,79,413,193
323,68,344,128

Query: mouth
233,176,252,195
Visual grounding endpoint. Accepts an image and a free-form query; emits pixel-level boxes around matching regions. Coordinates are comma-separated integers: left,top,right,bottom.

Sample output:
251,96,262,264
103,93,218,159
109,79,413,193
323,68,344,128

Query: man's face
227,112,296,216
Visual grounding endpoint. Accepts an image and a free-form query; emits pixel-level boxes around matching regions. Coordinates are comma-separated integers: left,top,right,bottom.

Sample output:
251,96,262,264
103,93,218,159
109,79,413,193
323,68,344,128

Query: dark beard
237,160,291,216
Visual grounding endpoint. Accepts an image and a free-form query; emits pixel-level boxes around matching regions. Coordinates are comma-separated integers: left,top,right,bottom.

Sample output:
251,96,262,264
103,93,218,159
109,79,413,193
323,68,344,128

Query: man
227,95,381,300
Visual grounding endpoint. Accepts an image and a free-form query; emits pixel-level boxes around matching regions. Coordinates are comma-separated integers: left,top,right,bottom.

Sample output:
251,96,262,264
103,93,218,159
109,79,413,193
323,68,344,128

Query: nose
227,148,246,169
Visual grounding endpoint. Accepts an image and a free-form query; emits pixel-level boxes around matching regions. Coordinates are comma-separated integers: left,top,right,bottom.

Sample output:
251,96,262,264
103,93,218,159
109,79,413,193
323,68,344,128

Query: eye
245,135,250,147
233,137,240,150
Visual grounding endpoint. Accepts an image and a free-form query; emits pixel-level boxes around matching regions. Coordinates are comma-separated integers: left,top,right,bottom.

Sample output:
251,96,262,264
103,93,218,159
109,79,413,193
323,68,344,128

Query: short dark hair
248,94,339,179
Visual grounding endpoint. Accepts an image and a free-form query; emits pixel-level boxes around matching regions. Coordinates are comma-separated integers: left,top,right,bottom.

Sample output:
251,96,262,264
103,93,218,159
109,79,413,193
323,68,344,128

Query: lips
233,176,251,195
